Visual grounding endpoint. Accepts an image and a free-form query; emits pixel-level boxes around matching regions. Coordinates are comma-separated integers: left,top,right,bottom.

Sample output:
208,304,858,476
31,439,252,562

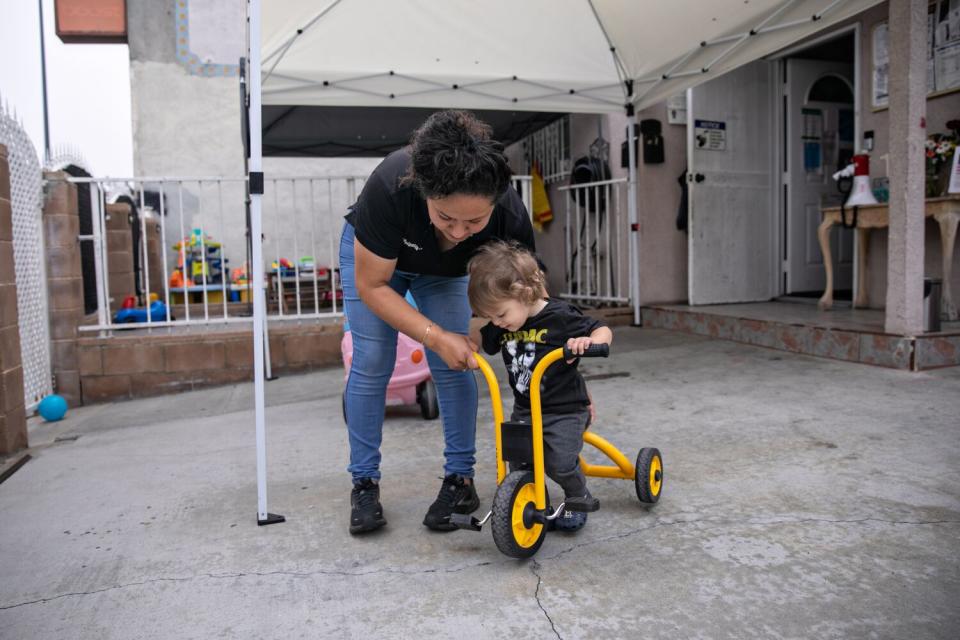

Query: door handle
694,173,705,183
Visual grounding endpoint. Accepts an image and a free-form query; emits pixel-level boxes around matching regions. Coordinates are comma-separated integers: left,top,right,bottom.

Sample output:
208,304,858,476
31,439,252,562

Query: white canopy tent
247,0,883,523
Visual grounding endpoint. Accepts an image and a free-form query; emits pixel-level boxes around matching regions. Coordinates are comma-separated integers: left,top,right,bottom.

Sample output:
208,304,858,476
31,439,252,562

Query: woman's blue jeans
339,222,477,481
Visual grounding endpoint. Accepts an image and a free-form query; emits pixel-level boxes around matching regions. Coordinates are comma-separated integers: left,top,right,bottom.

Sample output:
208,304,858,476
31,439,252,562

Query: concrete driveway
1,327,958,639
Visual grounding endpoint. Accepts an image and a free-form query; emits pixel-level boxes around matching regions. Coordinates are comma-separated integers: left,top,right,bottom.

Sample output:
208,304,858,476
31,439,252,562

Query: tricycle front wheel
491,470,548,558
634,447,663,504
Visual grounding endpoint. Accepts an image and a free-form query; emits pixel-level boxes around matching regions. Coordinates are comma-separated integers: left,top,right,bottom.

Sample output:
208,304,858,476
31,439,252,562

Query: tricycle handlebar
562,343,609,360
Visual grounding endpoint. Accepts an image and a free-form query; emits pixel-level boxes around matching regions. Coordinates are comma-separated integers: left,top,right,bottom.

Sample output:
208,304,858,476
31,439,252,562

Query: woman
340,110,535,534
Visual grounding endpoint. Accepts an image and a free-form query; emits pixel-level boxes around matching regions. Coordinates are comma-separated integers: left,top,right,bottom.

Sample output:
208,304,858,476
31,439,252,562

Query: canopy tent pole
625,93,641,326
249,0,284,526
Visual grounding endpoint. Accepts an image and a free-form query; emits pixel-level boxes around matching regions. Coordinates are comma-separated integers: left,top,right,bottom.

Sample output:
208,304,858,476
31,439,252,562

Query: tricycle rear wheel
634,447,663,504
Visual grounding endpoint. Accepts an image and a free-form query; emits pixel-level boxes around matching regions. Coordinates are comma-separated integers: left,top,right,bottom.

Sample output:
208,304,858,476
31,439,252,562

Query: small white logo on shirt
402,238,422,251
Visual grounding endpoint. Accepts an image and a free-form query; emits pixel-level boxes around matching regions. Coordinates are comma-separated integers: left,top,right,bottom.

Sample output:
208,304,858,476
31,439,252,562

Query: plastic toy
270,258,295,276
340,331,437,420
113,294,173,324
172,229,223,286
340,292,437,420
451,344,663,558
231,263,249,286
38,394,68,422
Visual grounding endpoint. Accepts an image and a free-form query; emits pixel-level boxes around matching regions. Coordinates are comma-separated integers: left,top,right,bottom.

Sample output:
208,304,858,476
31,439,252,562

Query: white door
784,59,855,294
688,60,775,305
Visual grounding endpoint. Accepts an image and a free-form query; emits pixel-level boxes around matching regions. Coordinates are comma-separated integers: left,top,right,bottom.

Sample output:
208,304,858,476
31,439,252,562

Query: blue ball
38,394,68,422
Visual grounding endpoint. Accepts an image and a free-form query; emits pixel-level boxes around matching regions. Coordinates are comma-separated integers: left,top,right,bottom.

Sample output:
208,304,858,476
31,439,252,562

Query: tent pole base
257,513,286,526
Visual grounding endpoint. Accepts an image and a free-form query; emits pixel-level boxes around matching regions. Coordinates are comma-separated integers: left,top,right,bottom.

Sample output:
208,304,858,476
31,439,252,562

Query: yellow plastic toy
452,344,663,558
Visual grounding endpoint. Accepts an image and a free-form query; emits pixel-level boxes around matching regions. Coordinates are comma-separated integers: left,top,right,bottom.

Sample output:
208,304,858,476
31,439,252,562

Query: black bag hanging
640,119,664,164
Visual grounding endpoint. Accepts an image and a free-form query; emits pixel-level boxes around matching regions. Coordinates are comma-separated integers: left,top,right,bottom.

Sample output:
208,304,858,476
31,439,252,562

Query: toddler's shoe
423,474,480,531
552,508,588,532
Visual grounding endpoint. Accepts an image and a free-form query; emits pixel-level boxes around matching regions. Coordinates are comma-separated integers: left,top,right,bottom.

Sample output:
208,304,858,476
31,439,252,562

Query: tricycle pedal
450,511,489,532
563,495,600,513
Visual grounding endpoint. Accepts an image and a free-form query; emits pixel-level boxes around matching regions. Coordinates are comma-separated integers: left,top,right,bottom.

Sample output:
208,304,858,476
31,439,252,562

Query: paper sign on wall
949,146,960,194
694,120,726,151
667,95,687,125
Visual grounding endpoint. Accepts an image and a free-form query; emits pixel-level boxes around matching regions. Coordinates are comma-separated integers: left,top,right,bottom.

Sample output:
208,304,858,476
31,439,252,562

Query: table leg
818,217,836,310
855,228,870,308
937,211,959,321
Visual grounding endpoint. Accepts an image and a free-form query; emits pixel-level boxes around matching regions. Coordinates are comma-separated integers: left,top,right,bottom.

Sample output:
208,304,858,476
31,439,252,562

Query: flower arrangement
925,121,959,197
925,136,955,163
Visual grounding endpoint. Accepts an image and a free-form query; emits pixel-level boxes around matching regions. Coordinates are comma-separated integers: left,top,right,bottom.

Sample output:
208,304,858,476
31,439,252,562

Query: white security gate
558,177,630,306
0,105,52,409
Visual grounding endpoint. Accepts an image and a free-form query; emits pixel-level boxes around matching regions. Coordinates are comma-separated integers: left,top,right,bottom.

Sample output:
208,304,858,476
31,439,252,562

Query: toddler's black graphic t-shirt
345,148,535,277
481,298,604,414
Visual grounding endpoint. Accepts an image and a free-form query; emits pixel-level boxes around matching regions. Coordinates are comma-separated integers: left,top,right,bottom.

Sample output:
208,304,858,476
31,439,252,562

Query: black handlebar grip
562,343,610,360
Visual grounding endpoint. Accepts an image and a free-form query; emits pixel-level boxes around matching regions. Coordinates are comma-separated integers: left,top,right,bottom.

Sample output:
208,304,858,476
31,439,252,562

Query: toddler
467,241,612,531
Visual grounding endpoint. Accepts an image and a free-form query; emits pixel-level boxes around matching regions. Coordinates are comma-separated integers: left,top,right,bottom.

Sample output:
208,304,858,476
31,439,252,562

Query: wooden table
818,196,960,320
268,270,339,313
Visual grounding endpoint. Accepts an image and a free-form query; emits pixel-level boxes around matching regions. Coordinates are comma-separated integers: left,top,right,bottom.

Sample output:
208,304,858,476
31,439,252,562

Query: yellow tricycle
451,344,663,558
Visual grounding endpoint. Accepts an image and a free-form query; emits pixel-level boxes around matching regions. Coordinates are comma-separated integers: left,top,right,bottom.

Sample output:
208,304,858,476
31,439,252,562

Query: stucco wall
126,1,382,273
856,2,960,309
507,109,687,306
615,0,959,310
636,103,689,304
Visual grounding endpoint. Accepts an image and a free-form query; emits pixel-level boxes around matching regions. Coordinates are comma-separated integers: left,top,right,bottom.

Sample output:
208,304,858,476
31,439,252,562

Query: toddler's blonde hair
467,241,547,317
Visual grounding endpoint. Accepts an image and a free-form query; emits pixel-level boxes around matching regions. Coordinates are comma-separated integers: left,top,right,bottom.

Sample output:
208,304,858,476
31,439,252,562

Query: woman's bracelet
421,323,434,347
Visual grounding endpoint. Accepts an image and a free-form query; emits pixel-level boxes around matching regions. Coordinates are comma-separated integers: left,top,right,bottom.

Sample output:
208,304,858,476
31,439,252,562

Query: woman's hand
565,336,593,363
428,327,479,371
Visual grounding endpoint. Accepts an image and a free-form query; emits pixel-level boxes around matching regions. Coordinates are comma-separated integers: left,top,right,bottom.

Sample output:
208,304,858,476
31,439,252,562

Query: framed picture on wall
872,0,960,110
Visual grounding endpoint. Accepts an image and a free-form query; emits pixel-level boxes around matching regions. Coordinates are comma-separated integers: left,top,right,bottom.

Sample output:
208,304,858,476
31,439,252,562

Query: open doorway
776,30,858,302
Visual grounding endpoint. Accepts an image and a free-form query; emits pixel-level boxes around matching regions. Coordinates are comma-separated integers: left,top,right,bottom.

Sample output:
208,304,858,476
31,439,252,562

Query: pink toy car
341,330,439,421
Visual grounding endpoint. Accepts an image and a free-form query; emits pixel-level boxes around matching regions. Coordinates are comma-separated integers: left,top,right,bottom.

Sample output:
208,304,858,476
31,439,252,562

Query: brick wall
0,145,28,454
43,173,84,407
77,320,343,403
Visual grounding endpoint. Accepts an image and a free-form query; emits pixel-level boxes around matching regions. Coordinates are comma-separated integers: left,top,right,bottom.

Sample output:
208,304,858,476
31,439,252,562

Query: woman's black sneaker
422,474,480,531
350,478,387,534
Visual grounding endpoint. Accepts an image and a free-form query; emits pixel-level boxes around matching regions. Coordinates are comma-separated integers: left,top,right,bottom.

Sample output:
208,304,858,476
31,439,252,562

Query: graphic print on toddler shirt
504,339,540,395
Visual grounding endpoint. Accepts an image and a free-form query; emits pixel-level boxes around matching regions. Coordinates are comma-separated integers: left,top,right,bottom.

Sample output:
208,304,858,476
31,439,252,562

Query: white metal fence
68,175,533,331
558,177,630,306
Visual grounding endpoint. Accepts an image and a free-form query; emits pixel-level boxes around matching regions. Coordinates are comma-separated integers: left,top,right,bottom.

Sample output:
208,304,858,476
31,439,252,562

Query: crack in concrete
4,515,956,611
0,560,502,611
0,576,197,611
530,560,562,640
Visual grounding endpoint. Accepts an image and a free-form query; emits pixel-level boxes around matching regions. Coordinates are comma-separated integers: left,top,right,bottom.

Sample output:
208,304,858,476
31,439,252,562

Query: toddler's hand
565,336,593,363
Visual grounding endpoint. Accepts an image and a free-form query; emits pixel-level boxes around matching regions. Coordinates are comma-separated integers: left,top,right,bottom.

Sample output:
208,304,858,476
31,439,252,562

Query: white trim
775,59,787,297
686,87,695,304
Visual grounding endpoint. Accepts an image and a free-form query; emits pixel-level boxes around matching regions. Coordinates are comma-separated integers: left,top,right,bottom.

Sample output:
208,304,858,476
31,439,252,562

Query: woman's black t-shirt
344,148,535,277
